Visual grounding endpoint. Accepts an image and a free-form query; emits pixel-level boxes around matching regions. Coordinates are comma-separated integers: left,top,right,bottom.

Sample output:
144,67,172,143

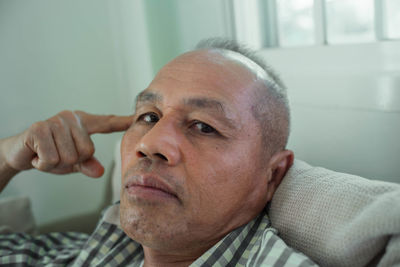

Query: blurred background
1,0,399,231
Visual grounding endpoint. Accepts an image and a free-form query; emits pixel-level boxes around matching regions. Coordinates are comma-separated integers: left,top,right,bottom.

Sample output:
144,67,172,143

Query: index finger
75,111,133,134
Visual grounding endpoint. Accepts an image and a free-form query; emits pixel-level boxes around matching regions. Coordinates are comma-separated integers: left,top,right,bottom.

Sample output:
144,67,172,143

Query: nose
135,117,182,165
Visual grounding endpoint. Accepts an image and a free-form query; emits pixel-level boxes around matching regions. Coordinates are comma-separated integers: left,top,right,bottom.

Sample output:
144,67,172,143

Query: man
0,39,317,266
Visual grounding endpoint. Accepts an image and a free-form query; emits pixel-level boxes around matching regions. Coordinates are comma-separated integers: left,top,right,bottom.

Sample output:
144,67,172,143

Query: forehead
142,50,261,109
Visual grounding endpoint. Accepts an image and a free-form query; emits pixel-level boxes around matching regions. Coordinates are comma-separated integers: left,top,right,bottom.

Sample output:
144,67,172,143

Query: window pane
326,0,375,44
277,0,315,47
384,0,400,39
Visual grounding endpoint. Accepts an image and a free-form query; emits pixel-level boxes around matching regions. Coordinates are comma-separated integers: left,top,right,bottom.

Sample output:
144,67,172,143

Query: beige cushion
269,160,400,267
0,196,37,234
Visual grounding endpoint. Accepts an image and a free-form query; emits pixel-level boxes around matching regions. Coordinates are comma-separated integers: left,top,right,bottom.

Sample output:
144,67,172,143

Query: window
277,0,315,46
384,0,400,39
325,0,375,44
232,0,400,48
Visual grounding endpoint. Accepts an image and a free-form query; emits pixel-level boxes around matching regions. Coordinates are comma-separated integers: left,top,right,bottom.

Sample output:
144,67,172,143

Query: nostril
155,153,168,161
137,151,147,158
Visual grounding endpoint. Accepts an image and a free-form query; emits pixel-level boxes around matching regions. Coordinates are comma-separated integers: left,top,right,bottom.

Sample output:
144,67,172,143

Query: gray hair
196,37,290,155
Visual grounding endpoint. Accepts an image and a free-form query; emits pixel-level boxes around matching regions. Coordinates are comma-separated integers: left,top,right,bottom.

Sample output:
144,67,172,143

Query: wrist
0,138,20,175
0,158,19,175
0,138,20,192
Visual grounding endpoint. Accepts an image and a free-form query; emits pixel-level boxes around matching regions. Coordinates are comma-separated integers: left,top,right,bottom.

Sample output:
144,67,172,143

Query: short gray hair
196,37,290,155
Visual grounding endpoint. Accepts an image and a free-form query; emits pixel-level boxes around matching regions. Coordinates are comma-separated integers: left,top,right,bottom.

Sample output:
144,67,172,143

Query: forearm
0,138,20,192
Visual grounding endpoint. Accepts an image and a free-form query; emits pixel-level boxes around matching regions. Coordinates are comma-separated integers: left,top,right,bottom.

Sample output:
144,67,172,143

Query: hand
1,110,133,178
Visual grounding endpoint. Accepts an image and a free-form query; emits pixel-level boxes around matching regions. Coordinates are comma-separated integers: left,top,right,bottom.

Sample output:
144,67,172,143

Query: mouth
124,174,178,201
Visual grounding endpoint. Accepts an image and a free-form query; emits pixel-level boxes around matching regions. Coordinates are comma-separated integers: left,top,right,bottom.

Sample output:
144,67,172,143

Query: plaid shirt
0,203,317,266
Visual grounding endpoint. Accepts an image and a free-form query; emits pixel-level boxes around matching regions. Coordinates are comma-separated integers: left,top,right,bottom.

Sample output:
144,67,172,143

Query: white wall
174,0,233,52
0,0,153,227
259,43,400,182
142,0,233,72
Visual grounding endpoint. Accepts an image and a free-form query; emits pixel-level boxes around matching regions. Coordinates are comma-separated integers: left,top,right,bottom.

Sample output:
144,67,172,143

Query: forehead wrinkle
184,97,224,112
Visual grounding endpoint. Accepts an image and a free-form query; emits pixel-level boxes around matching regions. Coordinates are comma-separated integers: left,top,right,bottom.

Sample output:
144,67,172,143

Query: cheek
187,145,255,205
207,142,254,181
120,129,140,174
190,135,268,204
184,155,261,233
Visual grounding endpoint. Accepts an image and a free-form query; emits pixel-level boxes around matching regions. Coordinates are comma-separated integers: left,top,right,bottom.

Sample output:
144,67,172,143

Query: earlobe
265,150,294,202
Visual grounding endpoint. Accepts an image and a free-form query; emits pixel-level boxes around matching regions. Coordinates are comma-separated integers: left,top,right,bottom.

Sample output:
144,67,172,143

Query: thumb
75,157,105,178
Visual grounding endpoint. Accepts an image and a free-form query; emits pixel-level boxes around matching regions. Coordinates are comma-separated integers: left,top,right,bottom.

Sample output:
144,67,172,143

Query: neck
142,243,214,267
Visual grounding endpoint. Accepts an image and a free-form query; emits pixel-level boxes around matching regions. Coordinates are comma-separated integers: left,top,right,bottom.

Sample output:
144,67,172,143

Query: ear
265,150,294,202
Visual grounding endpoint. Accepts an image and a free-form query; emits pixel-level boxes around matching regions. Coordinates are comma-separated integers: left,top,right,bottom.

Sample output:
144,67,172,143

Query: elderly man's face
120,50,272,253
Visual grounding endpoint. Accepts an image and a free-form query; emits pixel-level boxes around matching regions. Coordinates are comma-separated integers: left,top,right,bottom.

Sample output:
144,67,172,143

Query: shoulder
247,228,318,266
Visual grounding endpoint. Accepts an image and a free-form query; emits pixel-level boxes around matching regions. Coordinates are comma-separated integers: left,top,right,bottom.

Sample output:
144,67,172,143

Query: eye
137,112,159,124
192,121,217,134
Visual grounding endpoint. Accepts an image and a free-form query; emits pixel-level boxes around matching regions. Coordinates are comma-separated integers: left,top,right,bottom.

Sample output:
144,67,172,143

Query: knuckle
30,121,50,136
35,162,48,171
64,153,78,165
30,121,43,131
57,110,72,117
50,111,71,126
47,155,60,166
81,144,95,158
71,110,85,129
37,156,59,171
49,117,64,131
73,110,85,116
73,110,86,121
58,110,77,122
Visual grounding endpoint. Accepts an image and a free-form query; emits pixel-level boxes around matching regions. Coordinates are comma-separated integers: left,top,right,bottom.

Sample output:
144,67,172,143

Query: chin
119,200,186,251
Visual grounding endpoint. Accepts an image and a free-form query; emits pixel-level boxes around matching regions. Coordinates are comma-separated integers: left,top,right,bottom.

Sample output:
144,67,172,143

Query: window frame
229,0,400,49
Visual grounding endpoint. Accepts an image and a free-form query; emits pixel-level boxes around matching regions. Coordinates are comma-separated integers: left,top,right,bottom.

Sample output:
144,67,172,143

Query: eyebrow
184,97,225,114
135,91,236,130
136,91,162,105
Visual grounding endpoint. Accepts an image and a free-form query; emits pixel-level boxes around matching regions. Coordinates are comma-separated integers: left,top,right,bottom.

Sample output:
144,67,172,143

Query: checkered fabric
0,204,317,266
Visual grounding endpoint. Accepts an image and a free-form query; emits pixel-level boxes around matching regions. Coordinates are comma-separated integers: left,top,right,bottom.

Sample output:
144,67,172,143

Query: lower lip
125,185,177,201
